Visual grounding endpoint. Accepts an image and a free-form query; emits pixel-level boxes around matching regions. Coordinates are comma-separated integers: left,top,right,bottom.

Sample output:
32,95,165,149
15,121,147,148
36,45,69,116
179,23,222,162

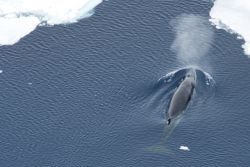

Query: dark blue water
1,0,250,166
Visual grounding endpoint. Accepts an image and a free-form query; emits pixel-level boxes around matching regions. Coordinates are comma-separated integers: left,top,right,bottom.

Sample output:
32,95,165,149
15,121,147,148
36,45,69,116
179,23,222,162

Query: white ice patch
0,0,103,45
210,0,250,56
179,145,190,151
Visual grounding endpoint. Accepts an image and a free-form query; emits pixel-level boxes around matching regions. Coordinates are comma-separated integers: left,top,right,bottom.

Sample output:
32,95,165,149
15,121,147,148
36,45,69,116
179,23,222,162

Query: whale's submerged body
166,68,196,125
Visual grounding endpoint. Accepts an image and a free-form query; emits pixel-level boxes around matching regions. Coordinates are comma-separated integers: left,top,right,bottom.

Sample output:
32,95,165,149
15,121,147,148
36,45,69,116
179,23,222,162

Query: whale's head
185,68,196,85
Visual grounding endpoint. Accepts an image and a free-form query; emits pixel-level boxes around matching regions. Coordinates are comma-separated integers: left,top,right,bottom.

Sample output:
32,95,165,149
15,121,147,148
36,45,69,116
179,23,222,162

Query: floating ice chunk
210,0,250,57
179,145,190,151
0,15,40,45
0,0,103,46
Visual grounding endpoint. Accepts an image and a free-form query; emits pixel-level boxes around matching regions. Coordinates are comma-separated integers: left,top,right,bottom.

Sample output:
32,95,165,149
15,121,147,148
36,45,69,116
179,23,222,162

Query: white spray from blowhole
170,14,214,67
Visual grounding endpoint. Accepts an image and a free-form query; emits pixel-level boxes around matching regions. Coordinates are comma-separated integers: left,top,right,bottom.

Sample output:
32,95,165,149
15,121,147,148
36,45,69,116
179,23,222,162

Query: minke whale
166,68,196,125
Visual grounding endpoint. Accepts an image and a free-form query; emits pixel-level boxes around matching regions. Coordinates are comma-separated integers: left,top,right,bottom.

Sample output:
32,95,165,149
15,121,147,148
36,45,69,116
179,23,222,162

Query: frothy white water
170,14,214,65
0,0,102,45
210,0,250,57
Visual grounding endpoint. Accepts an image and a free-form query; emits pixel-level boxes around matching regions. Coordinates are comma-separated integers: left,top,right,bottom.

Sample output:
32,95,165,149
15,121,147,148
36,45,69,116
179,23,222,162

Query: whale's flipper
167,119,171,125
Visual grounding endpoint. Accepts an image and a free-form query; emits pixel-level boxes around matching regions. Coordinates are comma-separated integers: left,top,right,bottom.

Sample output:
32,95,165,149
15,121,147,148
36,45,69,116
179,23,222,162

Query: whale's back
167,77,195,119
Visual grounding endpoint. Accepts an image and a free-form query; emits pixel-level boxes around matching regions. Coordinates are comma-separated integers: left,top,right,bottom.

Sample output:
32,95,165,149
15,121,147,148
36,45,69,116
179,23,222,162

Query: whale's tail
161,117,182,144
144,118,182,155
144,144,174,155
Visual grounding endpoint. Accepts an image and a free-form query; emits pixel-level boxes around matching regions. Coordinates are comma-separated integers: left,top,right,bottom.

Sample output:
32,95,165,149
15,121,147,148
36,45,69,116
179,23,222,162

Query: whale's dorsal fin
167,119,171,125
